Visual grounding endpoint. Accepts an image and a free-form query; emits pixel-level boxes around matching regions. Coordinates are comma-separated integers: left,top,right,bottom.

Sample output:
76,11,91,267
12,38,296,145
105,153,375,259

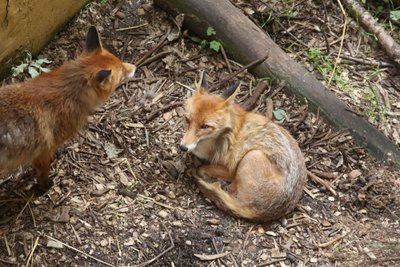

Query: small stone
116,11,125,19
260,253,269,261
100,239,108,247
310,257,318,263
257,226,265,234
265,231,278,237
137,8,145,16
206,218,220,225
172,220,183,227
328,196,335,202
271,248,285,258
158,210,168,219
47,240,64,249
363,247,377,260
349,169,362,180
321,220,331,227
185,240,192,246
163,112,172,121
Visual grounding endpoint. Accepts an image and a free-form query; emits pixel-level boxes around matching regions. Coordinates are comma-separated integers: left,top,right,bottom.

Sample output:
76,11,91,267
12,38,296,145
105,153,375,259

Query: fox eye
201,124,212,130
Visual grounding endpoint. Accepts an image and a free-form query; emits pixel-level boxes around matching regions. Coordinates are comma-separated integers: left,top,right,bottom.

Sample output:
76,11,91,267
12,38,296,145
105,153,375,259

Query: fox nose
179,144,188,152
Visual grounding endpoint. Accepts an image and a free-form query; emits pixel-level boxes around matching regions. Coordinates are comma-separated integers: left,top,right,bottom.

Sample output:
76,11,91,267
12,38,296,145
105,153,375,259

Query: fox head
180,72,240,158
79,26,136,102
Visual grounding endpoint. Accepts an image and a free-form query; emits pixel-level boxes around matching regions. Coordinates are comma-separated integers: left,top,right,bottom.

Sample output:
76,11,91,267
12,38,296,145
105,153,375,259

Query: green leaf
209,40,221,52
12,63,28,76
272,109,286,121
200,40,209,47
189,35,202,43
28,66,40,78
390,10,400,21
206,26,216,36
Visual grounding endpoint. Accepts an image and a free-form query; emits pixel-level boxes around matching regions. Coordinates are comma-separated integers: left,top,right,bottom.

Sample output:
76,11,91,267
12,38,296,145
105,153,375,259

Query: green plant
306,48,349,91
390,10,400,20
12,52,51,78
189,26,221,52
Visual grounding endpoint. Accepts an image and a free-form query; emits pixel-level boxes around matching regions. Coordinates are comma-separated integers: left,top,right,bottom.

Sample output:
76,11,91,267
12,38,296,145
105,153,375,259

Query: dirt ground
0,0,399,266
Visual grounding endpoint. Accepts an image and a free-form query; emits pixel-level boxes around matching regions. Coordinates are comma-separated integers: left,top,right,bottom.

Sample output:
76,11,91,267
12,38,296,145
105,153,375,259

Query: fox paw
31,180,54,196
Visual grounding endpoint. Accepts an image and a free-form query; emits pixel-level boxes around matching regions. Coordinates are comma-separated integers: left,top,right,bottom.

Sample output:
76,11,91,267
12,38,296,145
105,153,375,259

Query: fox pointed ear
194,71,208,95
86,26,102,52
95,69,112,84
222,81,240,105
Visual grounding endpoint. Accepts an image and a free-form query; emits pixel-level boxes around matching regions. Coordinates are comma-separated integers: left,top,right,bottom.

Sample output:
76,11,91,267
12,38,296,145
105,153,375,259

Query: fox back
181,76,306,221
0,26,136,190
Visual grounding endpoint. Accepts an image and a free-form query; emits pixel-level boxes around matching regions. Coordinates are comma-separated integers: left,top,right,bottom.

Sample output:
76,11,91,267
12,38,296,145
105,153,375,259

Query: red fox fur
0,26,136,191
180,73,307,221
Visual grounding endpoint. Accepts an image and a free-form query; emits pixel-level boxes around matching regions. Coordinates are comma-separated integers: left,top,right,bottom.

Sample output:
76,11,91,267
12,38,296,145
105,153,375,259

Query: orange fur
0,26,136,191
181,75,307,221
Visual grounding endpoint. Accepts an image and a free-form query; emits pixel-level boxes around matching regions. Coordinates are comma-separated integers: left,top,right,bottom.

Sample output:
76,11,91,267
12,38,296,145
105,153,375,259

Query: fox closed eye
201,124,213,130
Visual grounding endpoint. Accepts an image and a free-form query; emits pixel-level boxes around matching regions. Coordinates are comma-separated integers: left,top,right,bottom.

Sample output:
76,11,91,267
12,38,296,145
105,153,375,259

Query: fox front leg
196,164,234,182
32,149,56,193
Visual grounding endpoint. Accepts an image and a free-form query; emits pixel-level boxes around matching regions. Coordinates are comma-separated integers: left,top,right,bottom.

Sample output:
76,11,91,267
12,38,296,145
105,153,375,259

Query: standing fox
180,73,306,221
0,26,136,192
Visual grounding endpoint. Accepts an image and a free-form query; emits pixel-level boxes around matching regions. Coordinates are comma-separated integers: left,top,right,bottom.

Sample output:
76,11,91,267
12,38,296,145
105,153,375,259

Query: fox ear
95,69,112,84
222,81,240,105
86,26,102,52
194,71,208,95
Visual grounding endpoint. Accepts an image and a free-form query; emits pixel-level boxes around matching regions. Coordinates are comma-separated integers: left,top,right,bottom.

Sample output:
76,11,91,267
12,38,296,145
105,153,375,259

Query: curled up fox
0,26,136,192
180,73,307,222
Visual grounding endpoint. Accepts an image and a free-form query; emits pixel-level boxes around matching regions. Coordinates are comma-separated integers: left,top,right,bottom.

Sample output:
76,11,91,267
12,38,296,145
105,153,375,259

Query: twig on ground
210,53,269,91
194,252,230,261
212,238,226,267
135,27,171,66
138,50,172,67
220,45,232,73
27,203,36,228
303,187,316,199
42,233,115,267
116,23,148,31
342,0,400,66
242,81,269,111
137,193,183,211
135,221,175,267
0,174,13,187
240,225,254,265
257,257,287,267
318,231,347,248
307,170,337,196
3,235,11,256
328,0,347,86
146,101,183,122
0,258,18,265
25,236,39,267
375,257,400,263
15,194,34,222
333,53,394,67
310,169,337,180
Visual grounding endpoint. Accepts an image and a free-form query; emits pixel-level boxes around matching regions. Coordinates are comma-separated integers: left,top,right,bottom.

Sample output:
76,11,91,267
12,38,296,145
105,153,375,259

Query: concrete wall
0,0,89,78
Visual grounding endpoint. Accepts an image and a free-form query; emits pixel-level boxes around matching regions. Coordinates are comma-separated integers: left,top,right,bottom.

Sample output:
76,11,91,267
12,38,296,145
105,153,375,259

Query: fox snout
122,63,137,83
179,142,197,152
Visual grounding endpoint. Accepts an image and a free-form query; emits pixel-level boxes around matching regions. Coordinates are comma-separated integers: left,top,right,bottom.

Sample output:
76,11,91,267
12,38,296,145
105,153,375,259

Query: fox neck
33,60,103,143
